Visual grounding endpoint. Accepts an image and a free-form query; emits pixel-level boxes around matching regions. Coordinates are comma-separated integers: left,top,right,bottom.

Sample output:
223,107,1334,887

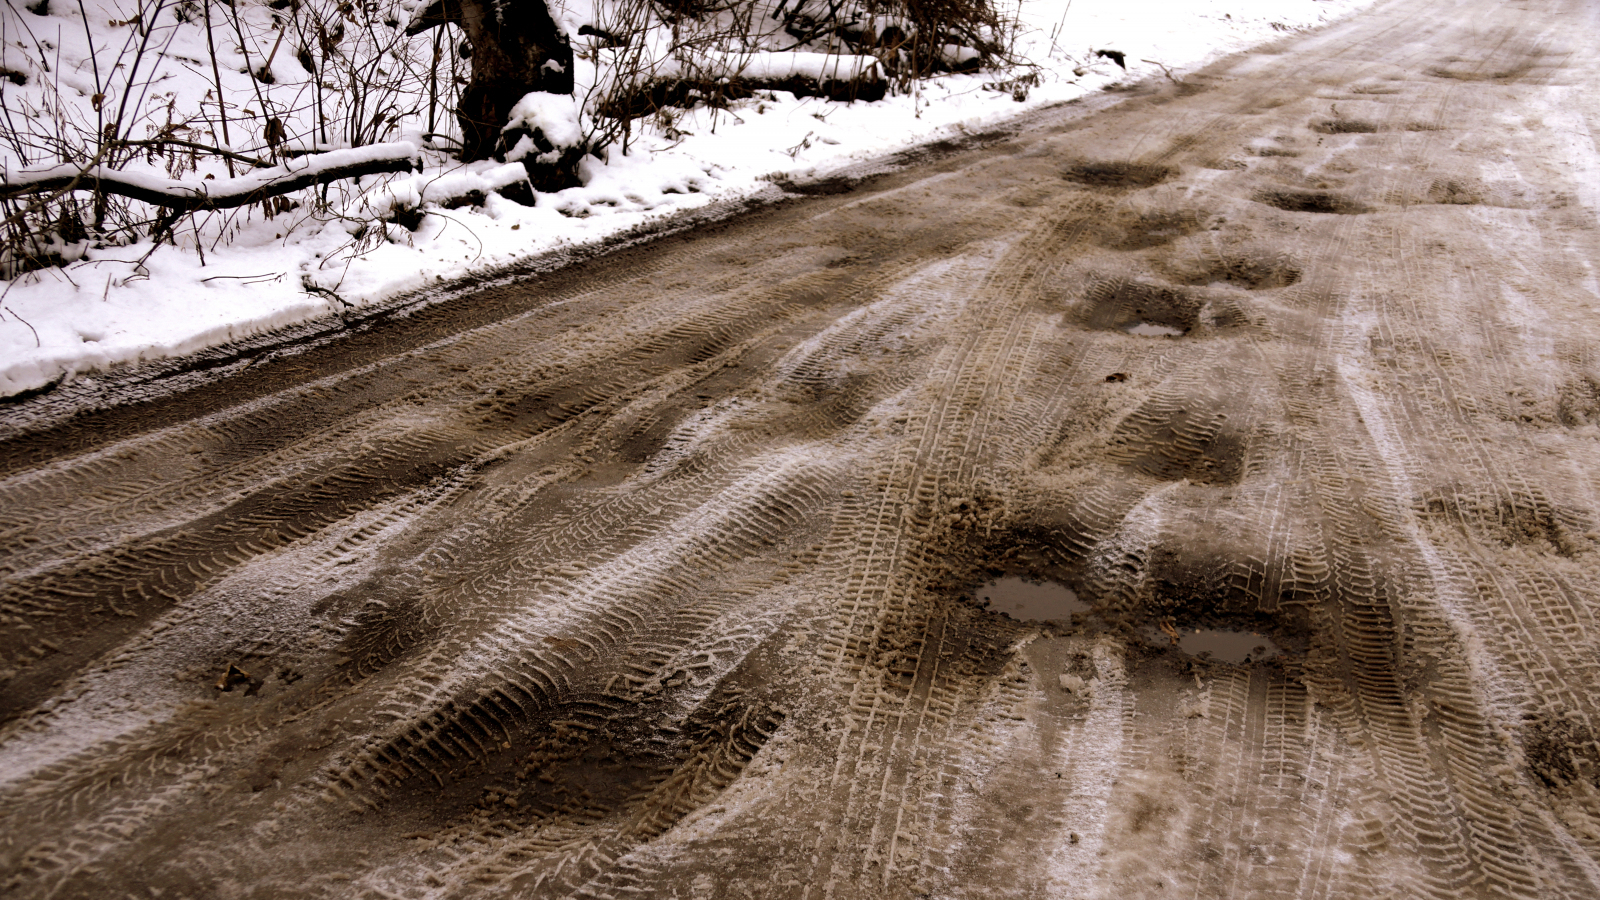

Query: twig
0,139,114,236
1140,58,1180,84
74,0,104,150
199,272,280,282
302,281,349,307
4,304,40,347
203,0,238,178
117,139,274,169
191,215,205,267
107,0,172,164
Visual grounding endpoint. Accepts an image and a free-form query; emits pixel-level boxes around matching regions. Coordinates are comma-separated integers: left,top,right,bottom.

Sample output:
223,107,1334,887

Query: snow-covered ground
0,0,1375,399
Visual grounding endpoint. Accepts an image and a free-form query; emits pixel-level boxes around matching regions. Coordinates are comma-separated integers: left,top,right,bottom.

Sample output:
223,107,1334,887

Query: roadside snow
0,0,1374,398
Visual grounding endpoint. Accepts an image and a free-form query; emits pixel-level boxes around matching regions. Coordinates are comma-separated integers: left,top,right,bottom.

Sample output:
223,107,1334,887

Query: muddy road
7,0,1600,896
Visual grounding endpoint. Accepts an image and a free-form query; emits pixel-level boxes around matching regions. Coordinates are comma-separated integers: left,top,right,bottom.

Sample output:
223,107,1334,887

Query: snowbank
0,0,1378,400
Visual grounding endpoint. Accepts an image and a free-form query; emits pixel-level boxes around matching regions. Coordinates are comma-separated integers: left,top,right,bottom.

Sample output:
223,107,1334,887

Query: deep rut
7,0,1600,896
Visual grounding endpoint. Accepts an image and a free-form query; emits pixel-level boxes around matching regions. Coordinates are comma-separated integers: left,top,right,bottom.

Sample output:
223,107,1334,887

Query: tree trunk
408,0,574,161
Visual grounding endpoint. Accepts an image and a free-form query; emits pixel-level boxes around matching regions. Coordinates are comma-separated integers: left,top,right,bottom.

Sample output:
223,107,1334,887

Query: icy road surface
6,0,1600,896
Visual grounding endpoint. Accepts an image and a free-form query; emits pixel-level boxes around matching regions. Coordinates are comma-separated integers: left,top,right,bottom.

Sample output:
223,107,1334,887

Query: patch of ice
1124,321,1187,337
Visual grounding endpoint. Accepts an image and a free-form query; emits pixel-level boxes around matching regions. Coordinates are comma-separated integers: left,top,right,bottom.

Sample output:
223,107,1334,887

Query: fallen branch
1140,58,1180,84
0,143,422,213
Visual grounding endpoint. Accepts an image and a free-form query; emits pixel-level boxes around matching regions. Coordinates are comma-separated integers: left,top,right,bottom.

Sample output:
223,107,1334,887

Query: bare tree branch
116,139,275,170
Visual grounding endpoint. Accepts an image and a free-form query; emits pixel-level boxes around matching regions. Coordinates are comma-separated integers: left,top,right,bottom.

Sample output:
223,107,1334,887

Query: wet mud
6,0,1600,896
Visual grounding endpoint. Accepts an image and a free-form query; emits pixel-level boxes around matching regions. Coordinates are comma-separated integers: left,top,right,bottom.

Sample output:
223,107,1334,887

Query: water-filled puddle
1176,628,1280,664
1124,322,1187,337
977,577,1089,622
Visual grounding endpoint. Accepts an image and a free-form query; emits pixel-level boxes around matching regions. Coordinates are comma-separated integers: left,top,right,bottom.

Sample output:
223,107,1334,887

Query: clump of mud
1557,375,1600,426
1524,712,1600,790
1415,485,1592,557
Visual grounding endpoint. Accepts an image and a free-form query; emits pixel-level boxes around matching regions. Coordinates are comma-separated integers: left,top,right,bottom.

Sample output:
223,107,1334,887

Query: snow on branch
0,144,423,213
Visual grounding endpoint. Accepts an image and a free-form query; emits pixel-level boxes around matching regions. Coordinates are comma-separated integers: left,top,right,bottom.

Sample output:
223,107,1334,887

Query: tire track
8,0,1600,896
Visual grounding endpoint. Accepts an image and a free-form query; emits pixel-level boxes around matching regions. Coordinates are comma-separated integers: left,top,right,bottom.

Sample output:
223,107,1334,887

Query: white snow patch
505,92,586,149
1044,636,1128,895
714,50,883,83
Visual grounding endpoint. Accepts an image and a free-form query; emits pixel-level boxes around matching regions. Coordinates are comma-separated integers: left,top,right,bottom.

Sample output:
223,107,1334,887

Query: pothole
1123,322,1187,337
1093,208,1203,251
976,577,1089,622
1077,278,1202,333
1062,161,1177,189
1163,251,1301,291
1252,188,1370,215
1154,625,1281,663
1311,119,1379,134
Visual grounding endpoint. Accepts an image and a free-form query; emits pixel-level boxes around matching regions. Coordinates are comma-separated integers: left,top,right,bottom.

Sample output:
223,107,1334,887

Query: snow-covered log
600,52,889,118
709,51,886,85
0,144,422,213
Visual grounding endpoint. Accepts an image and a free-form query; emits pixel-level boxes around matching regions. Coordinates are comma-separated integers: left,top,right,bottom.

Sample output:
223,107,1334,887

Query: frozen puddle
977,577,1089,622
1124,322,1187,337
1177,628,1280,664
